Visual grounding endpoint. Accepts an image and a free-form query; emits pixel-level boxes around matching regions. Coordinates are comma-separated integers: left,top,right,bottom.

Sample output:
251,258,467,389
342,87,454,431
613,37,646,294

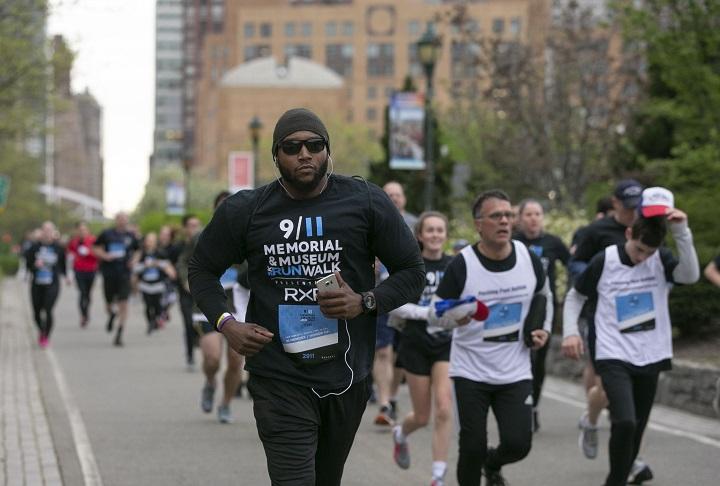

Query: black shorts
193,320,215,336
103,274,131,303
397,337,450,376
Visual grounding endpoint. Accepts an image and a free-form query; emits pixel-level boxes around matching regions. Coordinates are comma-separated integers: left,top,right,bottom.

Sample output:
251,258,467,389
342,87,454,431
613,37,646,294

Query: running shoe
375,405,394,426
106,312,116,333
430,478,445,486
389,399,398,422
392,425,410,469
217,404,233,424
201,383,215,413
38,335,49,349
80,315,88,328
484,466,508,486
578,412,598,459
628,459,654,484
113,332,123,347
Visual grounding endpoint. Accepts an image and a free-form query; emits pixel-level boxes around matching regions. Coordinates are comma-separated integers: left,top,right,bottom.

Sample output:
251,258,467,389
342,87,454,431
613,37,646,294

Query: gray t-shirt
402,211,418,232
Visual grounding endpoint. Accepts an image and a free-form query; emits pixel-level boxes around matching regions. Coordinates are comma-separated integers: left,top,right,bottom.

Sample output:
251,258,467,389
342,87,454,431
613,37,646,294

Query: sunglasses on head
279,138,326,156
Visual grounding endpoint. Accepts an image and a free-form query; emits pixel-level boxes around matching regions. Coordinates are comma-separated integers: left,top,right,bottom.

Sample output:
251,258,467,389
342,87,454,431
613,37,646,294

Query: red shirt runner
67,235,99,272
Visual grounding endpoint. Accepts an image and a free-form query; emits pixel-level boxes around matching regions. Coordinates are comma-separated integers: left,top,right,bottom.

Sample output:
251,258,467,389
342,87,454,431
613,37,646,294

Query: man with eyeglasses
189,108,425,486
431,189,553,486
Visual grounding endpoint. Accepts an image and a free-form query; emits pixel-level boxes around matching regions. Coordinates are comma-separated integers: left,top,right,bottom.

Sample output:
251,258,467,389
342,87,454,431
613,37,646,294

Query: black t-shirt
714,254,720,268
136,251,170,284
26,242,66,286
436,242,545,299
573,216,628,264
94,229,139,277
189,175,425,389
403,254,453,350
513,232,570,300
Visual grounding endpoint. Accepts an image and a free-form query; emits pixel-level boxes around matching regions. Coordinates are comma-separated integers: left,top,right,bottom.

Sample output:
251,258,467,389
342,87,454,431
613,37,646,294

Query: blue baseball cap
613,179,643,209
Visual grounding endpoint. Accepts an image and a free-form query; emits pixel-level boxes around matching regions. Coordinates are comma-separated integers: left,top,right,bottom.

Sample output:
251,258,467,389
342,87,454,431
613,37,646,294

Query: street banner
389,92,425,170
228,151,254,192
165,181,185,215
0,175,10,212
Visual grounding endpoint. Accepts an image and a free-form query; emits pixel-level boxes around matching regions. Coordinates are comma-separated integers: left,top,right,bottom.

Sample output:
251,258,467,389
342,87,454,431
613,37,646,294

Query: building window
342,21,354,36
451,41,481,79
260,22,272,38
384,86,395,99
325,43,353,76
367,107,377,121
408,43,422,77
367,86,377,99
492,18,505,35
325,21,337,36
408,20,421,37
285,44,312,59
244,44,271,61
510,17,521,37
285,22,296,37
367,43,394,77
301,22,312,37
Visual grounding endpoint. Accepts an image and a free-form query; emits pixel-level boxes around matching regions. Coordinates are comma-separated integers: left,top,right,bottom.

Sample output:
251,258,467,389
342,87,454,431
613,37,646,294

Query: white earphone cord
312,319,354,399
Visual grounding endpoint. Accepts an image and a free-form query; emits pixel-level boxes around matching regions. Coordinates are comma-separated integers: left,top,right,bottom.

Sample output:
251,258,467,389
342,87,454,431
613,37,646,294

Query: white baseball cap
640,187,674,217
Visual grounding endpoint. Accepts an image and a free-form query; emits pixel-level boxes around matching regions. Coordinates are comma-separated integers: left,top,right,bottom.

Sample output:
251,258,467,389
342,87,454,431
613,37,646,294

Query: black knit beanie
272,108,330,156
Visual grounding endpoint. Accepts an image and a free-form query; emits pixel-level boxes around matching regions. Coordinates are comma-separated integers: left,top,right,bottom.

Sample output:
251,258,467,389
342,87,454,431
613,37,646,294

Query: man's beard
278,156,329,193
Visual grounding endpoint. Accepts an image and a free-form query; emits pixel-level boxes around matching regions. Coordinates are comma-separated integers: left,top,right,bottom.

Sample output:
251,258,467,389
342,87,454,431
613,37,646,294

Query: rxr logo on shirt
263,215,343,297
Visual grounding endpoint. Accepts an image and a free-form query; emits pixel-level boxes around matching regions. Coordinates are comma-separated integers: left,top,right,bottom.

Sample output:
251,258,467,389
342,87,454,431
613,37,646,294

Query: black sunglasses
279,138,326,156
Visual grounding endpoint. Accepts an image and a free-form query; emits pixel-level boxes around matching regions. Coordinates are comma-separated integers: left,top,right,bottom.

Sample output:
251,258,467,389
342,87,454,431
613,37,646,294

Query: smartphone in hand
316,273,340,292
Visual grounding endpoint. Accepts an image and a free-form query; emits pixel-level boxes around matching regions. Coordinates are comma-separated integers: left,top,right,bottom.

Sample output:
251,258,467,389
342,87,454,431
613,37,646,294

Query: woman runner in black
25,221,68,348
390,211,454,486
133,232,176,334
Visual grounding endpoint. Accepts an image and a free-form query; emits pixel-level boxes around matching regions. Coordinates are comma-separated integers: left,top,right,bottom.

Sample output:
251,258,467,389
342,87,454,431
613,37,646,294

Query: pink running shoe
38,335,49,348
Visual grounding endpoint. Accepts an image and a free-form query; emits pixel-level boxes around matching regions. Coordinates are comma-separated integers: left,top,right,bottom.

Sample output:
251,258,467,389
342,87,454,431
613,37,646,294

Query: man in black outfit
93,212,140,347
513,198,570,431
189,108,425,486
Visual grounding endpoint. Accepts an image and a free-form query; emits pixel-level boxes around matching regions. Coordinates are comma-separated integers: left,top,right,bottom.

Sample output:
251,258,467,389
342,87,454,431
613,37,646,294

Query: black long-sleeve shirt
189,175,425,388
25,242,66,286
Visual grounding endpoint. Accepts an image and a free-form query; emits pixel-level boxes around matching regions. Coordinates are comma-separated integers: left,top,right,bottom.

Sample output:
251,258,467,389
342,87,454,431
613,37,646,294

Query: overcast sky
48,0,154,216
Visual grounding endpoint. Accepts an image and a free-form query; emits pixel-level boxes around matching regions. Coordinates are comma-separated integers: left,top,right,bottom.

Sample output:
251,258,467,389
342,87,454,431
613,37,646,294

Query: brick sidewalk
0,278,63,486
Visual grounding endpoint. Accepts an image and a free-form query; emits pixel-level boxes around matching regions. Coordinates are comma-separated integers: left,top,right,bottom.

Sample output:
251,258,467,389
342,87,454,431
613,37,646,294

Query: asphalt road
26,279,720,486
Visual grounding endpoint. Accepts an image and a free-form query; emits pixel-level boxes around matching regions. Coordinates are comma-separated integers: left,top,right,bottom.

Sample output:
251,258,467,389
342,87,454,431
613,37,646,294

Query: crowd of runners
18,108,715,486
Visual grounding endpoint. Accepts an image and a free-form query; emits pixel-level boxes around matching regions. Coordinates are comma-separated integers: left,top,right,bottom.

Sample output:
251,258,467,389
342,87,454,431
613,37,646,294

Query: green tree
436,1,642,208
0,1,68,240
617,0,720,261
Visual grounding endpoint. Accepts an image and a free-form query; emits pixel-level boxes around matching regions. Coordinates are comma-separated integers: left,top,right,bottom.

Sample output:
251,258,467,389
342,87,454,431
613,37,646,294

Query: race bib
143,267,160,281
483,302,522,342
78,245,89,256
108,242,126,259
36,269,53,285
278,304,340,365
616,292,656,333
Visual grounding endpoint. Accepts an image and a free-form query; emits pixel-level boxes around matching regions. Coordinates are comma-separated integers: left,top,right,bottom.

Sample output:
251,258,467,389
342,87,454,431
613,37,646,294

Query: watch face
363,293,376,310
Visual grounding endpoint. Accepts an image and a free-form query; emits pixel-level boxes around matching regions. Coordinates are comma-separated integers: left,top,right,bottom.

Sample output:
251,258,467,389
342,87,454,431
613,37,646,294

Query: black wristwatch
360,291,377,314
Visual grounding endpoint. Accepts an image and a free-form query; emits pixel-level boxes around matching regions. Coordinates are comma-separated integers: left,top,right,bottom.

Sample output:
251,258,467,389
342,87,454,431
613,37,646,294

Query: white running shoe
578,411,598,459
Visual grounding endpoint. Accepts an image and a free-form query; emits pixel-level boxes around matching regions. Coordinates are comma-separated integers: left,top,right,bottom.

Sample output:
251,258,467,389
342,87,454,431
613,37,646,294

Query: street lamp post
249,115,263,188
417,22,441,211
